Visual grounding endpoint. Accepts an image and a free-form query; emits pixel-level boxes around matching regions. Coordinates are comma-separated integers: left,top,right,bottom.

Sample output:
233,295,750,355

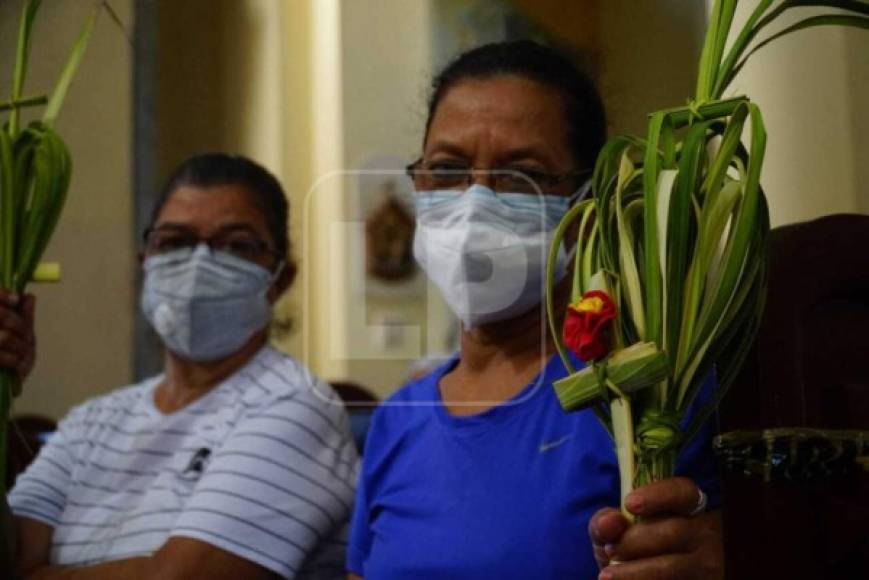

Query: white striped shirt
9,346,358,579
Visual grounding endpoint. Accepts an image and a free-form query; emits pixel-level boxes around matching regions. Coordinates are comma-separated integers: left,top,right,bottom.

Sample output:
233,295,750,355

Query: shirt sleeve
170,387,359,579
347,463,371,575
297,521,351,580
674,376,723,509
8,410,80,527
347,406,385,576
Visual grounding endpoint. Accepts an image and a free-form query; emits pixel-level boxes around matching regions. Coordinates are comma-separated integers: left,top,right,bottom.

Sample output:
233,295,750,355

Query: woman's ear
268,260,297,303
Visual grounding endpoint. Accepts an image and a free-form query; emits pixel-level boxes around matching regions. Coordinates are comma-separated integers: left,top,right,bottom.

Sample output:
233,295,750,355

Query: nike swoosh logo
539,435,572,453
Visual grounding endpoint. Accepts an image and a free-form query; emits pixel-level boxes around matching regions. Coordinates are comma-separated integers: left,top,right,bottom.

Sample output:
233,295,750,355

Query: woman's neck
155,331,269,414
441,280,570,415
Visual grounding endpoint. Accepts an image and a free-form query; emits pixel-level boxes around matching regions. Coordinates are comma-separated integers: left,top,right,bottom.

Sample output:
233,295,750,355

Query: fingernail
9,293,19,305
604,543,617,558
626,493,643,513
599,570,613,580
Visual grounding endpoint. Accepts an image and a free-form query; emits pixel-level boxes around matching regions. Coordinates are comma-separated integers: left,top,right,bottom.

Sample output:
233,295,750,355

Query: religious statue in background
365,181,415,282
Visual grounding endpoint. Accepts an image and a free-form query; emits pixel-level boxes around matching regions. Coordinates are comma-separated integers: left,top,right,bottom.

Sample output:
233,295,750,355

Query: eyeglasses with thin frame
405,159,590,195
143,226,281,264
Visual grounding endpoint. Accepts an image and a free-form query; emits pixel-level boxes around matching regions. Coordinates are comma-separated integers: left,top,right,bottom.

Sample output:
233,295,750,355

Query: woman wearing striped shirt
6,154,358,579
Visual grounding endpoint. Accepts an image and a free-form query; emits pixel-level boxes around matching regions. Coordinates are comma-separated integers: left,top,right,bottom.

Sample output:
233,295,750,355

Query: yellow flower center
576,296,604,314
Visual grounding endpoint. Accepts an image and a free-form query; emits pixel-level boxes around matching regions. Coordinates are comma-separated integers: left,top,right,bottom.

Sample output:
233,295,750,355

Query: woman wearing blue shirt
348,41,723,580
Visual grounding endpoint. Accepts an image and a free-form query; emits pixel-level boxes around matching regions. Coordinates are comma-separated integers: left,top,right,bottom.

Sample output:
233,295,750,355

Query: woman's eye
218,235,264,258
430,163,470,177
509,167,547,181
426,163,471,188
153,235,190,252
500,168,550,192
228,241,258,255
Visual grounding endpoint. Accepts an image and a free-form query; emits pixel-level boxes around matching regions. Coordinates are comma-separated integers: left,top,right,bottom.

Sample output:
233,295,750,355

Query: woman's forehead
155,185,270,234
425,75,572,163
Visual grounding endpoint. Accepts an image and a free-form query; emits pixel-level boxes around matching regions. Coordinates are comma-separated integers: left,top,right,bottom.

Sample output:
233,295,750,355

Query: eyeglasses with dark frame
405,159,590,195
143,226,281,264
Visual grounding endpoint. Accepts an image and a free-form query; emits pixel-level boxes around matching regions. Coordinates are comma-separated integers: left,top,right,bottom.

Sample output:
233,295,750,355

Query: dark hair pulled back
148,153,290,260
425,40,607,170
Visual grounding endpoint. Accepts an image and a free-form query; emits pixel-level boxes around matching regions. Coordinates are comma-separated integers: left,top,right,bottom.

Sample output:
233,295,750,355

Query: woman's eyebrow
210,223,261,235
151,222,262,237
495,144,559,165
426,139,557,165
150,223,195,233
424,140,471,159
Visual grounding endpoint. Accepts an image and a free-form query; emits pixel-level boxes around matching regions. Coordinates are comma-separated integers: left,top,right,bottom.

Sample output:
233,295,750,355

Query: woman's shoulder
234,346,317,393
382,354,457,405
62,377,158,423
373,366,445,423
232,346,345,416
43,379,158,441
362,363,448,446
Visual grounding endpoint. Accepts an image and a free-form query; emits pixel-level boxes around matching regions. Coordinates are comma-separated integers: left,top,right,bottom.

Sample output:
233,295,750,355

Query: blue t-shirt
347,353,721,579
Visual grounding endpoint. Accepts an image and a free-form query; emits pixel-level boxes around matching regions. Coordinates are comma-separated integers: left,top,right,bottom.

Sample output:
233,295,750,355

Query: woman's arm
21,536,280,580
14,516,53,577
15,516,279,580
0,289,36,378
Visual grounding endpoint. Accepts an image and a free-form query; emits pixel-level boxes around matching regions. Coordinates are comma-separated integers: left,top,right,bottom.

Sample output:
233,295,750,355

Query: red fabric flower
563,290,617,362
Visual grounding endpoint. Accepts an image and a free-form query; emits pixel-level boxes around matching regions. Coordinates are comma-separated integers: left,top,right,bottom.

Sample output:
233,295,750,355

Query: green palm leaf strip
0,0,101,507
546,0,869,515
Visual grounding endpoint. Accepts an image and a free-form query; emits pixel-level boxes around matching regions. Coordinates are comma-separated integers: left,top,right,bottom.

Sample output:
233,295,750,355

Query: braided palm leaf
545,0,869,514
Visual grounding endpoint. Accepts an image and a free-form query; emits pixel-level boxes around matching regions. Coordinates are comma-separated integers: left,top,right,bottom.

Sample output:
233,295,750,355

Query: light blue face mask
412,182,588,328
413,182,586,232
141,244,277,362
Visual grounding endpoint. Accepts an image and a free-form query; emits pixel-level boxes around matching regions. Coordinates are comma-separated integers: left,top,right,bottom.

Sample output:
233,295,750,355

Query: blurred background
0,0,867,419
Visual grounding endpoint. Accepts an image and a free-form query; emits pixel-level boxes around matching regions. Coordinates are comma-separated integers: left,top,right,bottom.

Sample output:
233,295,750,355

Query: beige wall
277,0,314,360
302,0,348,381
154,0,226,177
511,0,599,54
0,0,135,419
155,0,286,182
339,0,443,395
159,0,284,174
507,0,706,140
724,2,869,226
296,0,449,396
527,0,869,224
598,0,706,136
845,27,869,216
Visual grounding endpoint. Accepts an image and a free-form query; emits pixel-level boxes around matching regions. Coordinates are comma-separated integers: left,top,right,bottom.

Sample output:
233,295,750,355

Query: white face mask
141,244,278,361
412,182,586,329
